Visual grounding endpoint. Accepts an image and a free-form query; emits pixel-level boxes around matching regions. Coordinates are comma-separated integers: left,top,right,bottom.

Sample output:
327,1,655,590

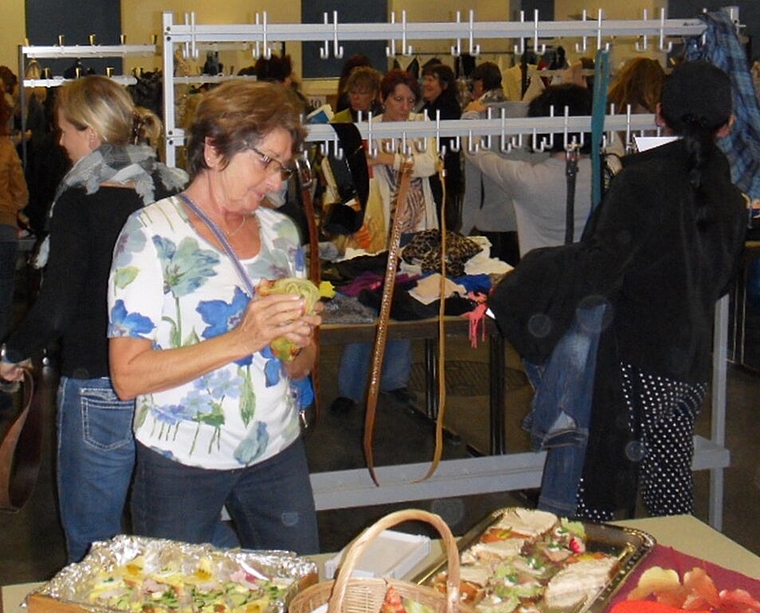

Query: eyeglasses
390,95,417,106
249,145,295,181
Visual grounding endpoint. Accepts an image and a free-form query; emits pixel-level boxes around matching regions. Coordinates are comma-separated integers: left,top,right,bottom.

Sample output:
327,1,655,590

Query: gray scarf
32,143,188,268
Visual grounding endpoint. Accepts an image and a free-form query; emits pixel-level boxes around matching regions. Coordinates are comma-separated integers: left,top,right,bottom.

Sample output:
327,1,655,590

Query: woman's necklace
224,215,247,238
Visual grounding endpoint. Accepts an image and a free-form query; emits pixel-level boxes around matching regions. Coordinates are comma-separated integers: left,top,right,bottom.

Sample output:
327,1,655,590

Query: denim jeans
57,376,135,562
0,229,18,342
131,438,319,555
523,303,607,517
338,340,412,402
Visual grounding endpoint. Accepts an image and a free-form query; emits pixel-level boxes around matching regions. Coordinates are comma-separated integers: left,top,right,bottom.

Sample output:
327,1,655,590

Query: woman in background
0,95,28,351
331,69,439,414
0,76,186,562
419,63,463,230
606,57,666,157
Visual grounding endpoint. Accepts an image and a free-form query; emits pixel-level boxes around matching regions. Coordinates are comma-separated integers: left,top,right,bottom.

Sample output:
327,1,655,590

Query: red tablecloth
606,544,760,612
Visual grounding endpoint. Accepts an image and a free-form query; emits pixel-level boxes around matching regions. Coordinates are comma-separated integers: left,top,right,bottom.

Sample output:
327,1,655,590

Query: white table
3,515,758,613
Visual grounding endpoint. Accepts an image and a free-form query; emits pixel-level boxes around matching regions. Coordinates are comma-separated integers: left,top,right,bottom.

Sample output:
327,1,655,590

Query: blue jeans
338,340,412,402
131,438,319,555
523,303,607,517
0,230,18,342
57,376,136,562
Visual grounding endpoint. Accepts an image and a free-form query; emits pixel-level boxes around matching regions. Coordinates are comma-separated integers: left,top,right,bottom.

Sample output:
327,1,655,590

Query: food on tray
257,277,320,361
27,535,317,613
429,508,621,613
381,585,407,613
86,551,288,612
623,565,760,612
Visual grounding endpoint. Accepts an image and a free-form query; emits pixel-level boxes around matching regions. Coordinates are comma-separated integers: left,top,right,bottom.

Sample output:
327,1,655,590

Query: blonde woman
0,75,186,562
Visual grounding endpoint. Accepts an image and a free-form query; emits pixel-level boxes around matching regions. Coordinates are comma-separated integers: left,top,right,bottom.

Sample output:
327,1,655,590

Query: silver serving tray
26,535,318,613
411,508,656,613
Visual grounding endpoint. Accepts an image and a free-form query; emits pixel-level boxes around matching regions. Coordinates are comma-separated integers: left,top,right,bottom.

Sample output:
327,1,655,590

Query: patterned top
107,195,305,469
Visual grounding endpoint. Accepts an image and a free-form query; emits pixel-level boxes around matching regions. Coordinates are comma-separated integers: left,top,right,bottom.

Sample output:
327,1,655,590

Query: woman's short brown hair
185,80,306,179
345,66,381,95
380,69,421,103
56,75,135,145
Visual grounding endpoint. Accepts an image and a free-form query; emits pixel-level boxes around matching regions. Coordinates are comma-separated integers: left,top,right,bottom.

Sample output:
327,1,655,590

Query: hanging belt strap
364,156,415,485
297,157,322,422
364,155,450,485
565,144,579,245
590,47,611,214
416,158,448,483
0,369,40,512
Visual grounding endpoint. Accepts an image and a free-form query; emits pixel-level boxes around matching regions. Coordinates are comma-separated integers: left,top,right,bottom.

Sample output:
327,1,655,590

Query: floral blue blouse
107,195,305,469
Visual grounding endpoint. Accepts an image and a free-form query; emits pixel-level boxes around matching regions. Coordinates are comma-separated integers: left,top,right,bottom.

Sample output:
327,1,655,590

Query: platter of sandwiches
412,508,655,613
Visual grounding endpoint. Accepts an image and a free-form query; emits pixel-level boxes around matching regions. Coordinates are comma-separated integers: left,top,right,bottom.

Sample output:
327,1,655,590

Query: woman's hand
282,301,322,380
233,293,319,358
0,359,31,383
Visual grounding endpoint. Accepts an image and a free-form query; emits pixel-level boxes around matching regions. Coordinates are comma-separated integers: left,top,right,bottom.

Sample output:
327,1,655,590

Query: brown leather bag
0,370,42,512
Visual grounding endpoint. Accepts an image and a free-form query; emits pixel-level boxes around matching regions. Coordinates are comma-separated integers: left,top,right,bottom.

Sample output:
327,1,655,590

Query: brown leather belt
363,155,447,485
298,156,322,424
0,369,41,512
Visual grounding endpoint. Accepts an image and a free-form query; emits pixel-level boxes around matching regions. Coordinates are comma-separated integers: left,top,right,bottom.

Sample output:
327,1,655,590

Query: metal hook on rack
251,13,273,60
574,10,588,53
482,107,495,150
449,134,461,153
499,113,512,153
182,12,199,60
385,12,413,57
331,135,344,160
450,11,462,56
401,11,413,56
367,115,378,158
319,11,344,60
658,8,674,52
532,9,547,55
468,10,481,56
513,11,526,55
499,133,513,154
635,9,650,51
466,130,479,154
595,10,610,52
531,128,545,152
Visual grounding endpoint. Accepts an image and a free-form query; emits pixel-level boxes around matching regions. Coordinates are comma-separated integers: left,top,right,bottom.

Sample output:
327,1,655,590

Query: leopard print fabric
401,229,482,277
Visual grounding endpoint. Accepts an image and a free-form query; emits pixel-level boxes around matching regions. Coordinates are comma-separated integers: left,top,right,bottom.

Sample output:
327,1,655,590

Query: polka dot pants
576,363,707,521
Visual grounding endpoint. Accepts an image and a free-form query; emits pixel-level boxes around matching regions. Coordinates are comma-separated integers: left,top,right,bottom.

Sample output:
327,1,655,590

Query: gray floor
0,329,759,586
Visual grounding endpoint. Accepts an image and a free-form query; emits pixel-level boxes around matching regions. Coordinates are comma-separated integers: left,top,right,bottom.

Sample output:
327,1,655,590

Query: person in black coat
419,63,463,230
490,61,747,520
574,62,746,520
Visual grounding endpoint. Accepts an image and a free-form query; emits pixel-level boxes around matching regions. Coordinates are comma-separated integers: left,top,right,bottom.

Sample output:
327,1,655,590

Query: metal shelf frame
159,9,730,529
41,9,718,529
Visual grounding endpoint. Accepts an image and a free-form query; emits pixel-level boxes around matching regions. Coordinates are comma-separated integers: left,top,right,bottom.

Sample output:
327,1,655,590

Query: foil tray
25,534,318,613
410,508,655,613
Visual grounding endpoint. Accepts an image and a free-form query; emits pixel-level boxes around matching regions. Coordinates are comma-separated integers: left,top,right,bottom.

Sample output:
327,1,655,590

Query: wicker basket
290,509,474,613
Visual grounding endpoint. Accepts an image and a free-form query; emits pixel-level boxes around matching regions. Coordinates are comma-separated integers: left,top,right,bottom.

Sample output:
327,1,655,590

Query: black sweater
8,184,156,378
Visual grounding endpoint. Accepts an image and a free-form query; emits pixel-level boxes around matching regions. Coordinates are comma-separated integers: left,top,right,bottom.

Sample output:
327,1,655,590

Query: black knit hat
661,60,732,130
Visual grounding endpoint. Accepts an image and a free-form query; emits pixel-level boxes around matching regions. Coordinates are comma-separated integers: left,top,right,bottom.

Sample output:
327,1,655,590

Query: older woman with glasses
107,80,321,553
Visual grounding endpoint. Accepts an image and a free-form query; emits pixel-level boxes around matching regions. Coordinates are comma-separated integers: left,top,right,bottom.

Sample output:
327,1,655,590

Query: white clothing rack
16,41,157,167
158,11,726,529
160,9,706,166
